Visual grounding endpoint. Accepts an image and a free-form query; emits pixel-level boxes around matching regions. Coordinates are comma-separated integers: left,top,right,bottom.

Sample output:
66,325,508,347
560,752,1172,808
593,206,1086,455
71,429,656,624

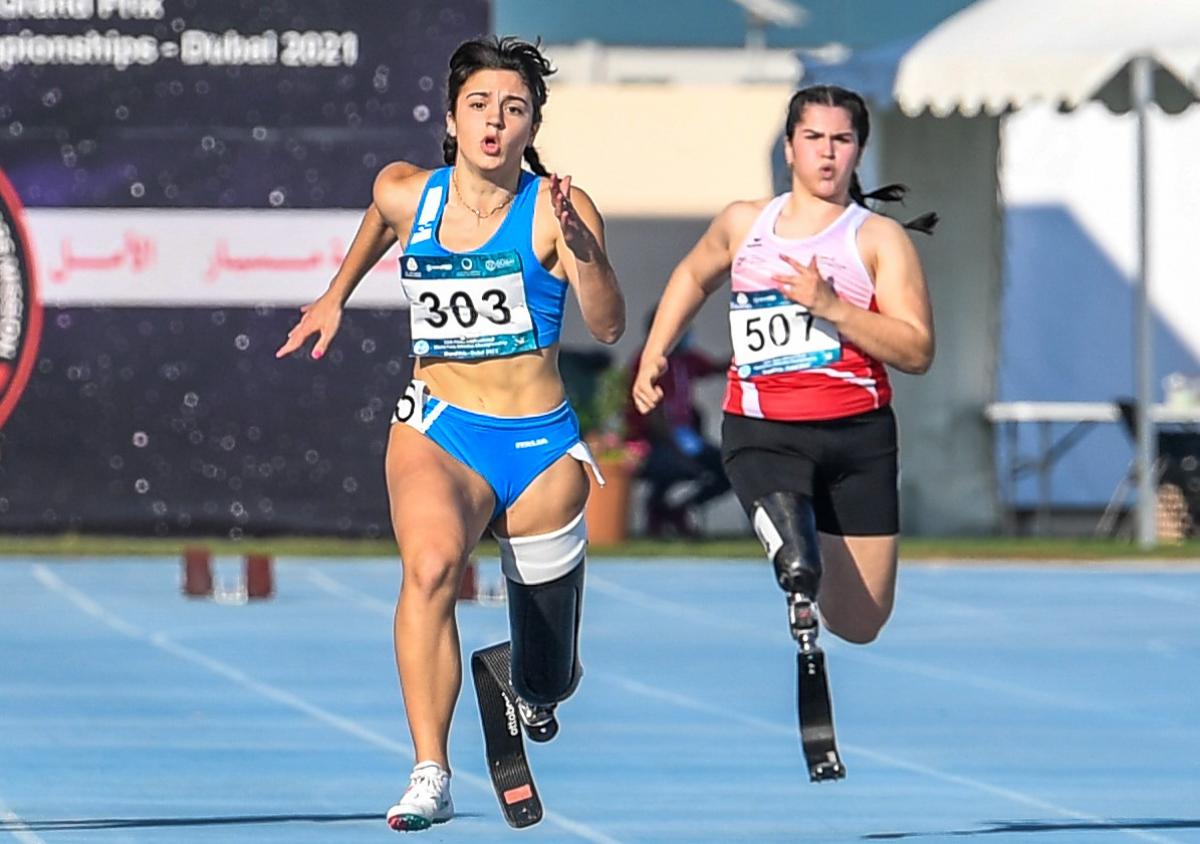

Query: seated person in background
625,319,731,537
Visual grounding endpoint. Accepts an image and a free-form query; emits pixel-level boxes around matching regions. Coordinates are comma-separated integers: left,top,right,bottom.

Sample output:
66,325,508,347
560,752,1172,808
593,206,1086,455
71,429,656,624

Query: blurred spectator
625,315,731,537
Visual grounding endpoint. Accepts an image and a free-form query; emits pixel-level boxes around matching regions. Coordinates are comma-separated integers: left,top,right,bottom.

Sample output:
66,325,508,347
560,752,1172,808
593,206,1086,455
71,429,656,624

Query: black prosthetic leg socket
752,491,822,599
507,560,585,708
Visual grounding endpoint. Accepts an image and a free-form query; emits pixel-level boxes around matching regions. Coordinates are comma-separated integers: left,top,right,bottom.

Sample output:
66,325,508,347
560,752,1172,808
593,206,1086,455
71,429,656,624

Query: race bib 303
401,250,535,359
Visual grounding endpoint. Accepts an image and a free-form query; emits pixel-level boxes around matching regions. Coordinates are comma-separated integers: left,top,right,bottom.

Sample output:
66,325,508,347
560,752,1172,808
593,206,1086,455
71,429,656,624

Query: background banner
0,0,488,536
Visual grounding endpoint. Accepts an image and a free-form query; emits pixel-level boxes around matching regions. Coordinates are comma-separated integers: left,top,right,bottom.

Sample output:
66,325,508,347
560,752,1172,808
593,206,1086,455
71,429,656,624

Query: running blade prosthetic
789,595,846,782
471,642,544,828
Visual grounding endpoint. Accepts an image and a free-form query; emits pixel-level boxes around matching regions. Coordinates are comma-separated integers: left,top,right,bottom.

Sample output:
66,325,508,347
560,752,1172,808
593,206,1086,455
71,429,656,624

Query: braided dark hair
786,85,938,235
442,35,554,176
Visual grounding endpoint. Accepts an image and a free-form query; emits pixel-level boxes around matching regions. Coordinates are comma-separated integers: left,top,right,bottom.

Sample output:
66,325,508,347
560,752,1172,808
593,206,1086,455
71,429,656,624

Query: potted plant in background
565,356,646,545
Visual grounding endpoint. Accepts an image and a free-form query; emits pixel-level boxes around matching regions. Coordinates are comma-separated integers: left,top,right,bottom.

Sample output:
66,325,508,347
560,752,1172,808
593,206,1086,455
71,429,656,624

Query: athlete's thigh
815,406,898,535
721,415,818,515
814,412,900,629
386,422,496,558
495,453,590,538
817,533,898,622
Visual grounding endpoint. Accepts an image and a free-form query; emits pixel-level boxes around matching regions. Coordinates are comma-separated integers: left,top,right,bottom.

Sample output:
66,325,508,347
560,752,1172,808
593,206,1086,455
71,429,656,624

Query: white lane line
594,671,1185,844
586,572,1123,716
831,648,1122,715
895,586,1002,620
1127,582,1200,608
302,566,1190,844
0,807,46,844
304,570,396,614
32,564,623,844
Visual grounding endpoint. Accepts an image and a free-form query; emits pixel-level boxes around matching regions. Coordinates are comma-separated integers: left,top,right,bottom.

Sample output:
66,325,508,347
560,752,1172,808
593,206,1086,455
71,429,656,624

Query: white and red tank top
723,194,891,421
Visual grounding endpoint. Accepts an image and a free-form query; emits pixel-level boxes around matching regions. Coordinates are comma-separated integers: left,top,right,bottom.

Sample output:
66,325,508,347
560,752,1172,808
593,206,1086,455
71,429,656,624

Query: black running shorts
721,406,899,536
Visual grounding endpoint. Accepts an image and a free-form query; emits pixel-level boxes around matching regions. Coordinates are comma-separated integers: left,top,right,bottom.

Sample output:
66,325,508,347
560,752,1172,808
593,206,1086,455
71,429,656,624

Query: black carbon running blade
797,648,846,782
471,642,544,828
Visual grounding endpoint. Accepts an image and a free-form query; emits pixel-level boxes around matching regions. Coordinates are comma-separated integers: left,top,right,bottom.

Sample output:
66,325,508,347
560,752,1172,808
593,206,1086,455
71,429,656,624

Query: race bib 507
730,289,841,378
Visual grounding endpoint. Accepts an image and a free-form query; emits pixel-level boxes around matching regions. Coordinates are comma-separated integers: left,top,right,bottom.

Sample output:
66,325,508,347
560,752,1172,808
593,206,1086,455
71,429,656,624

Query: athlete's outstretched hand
774,254,842,319
550,172,599,261
631,354,668,415
275,290,343,360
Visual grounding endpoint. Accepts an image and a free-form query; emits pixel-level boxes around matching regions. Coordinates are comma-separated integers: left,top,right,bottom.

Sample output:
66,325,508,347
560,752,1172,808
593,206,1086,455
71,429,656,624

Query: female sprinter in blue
276,37,624,831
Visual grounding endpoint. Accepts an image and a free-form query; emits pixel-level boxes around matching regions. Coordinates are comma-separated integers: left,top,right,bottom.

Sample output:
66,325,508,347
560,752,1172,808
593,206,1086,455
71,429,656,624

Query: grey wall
559,110,1007,537
560,216,725,366
878,112,1003,534
557,216,748,535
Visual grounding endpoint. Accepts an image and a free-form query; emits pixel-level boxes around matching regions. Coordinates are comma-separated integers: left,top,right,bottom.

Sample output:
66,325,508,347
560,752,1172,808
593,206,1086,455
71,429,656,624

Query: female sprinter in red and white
633,84,935,649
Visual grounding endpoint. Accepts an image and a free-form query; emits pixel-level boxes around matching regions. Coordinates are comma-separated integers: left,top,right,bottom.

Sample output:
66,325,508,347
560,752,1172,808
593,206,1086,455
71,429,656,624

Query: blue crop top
399,167,568,360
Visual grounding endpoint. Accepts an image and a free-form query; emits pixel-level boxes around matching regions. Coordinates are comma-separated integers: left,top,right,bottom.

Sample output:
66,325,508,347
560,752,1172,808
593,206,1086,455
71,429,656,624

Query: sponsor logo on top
0,169,42,430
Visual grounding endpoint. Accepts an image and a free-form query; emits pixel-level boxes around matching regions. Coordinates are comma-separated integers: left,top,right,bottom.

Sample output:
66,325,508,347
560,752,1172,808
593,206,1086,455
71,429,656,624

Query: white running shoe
386,761,454,832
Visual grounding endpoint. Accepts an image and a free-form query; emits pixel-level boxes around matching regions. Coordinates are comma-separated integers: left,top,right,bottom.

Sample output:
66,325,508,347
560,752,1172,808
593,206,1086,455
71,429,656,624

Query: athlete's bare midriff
414,345,567,416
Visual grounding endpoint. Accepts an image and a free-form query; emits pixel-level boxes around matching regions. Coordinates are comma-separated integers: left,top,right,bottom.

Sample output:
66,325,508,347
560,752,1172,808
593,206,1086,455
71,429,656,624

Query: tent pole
1133,54,1156,548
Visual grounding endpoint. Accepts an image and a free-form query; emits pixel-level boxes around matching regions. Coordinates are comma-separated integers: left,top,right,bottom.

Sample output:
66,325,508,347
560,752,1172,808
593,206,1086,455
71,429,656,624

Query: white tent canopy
804,0,1200,542
891,0,1200,116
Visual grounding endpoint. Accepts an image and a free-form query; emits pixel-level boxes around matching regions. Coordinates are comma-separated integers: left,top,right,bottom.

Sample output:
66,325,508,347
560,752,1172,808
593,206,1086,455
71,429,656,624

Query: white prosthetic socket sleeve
497,510,588,586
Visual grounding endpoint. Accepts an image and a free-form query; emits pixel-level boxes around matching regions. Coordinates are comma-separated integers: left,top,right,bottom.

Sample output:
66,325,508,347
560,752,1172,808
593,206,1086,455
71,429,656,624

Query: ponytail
440,137,548,176
849,172,939,235
523,145,549,176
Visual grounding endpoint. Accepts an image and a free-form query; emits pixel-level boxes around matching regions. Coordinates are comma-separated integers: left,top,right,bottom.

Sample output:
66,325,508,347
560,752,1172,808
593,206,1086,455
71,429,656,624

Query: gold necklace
451,171,514,220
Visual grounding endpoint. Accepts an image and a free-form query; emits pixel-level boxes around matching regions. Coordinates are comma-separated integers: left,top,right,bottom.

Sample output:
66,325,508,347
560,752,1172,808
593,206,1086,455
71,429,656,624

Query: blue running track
2,558,1198,843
